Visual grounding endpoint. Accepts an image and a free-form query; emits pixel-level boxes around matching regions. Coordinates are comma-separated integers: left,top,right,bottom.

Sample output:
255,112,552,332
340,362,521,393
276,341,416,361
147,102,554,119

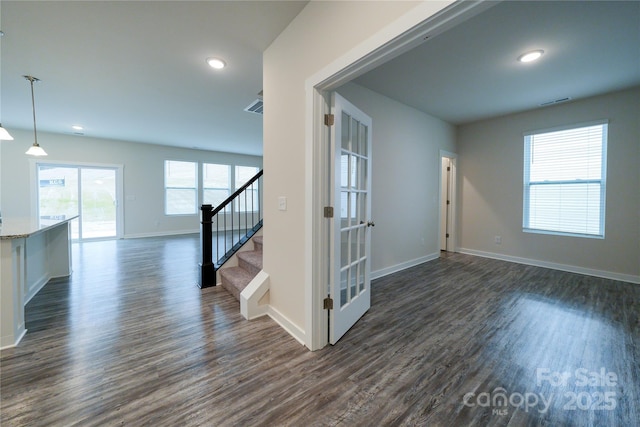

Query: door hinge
446,233,450,238
323,297,334,310
324,114,334,126
447,166,451,171
324,206,334,218
446,200,450,205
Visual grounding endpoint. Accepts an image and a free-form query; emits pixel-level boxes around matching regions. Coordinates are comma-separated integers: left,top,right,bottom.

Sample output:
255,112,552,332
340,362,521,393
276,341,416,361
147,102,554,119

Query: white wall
336,82,456,277
263,1,453,341
457,87,640,282
0,129,262,237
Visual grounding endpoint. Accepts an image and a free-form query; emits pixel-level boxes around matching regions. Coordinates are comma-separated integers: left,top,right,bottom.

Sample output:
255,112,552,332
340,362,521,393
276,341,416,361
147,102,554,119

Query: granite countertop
0,216,79,239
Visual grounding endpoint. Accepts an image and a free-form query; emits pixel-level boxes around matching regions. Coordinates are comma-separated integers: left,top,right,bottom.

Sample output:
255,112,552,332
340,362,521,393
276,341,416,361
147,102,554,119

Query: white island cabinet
0,216,77,348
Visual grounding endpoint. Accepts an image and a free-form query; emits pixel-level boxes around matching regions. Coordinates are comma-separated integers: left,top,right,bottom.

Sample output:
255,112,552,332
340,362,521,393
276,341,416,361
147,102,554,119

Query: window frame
202,163,231,208
164,160,198,216
235,165,260,213
522,120,608,239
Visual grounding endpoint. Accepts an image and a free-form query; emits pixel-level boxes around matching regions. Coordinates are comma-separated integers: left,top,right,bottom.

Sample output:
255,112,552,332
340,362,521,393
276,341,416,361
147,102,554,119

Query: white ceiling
353,0,640,125
1,1,639,158
1,1,308,156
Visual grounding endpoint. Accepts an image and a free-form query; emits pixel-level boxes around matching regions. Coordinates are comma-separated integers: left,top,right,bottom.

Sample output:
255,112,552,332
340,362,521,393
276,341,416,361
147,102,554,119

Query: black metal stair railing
199,170,263,288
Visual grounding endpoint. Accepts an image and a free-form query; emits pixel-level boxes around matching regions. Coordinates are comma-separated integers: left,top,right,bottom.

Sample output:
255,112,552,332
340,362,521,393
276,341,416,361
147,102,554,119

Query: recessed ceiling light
72,125,83,130
206,57,226,69
518,50,544,63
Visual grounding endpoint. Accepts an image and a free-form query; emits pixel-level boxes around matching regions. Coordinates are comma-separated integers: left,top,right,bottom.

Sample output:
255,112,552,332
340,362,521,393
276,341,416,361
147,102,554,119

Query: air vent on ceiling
539,97,571,107
244,99,263,115
244,90,264,115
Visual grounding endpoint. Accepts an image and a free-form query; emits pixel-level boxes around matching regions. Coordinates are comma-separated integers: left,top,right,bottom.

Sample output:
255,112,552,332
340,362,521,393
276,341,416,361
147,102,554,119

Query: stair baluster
198,170,263,288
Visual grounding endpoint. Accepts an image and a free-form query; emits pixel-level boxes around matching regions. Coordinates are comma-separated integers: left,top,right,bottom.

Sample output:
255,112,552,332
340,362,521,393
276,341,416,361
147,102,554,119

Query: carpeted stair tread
220,267,255,301
253,236,263,251
219,236,264,302
237,250,262,276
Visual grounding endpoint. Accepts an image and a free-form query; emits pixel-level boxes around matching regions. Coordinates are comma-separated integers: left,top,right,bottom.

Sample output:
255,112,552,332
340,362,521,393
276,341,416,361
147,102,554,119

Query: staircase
219,236,263,301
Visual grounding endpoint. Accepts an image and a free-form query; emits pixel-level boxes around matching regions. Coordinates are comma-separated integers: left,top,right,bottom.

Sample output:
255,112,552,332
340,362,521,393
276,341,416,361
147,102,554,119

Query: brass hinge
324,114,334,126
323,297,334,310
324,206,334,218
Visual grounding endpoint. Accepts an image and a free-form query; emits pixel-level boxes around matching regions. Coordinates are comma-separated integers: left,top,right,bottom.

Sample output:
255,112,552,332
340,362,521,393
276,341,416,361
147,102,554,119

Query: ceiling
1,1,639,157
0,1,308,156
353,0,640,125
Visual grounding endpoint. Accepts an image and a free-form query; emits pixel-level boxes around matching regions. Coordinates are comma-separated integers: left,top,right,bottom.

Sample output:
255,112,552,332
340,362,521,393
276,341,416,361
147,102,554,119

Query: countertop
0,216,78,240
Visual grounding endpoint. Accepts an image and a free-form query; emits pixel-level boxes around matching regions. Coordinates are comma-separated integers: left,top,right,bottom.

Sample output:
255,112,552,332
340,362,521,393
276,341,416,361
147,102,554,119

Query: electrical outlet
494,235,502,245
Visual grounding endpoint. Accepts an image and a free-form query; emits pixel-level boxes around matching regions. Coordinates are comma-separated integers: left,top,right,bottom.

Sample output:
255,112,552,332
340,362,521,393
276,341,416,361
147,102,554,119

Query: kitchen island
1,216,77,348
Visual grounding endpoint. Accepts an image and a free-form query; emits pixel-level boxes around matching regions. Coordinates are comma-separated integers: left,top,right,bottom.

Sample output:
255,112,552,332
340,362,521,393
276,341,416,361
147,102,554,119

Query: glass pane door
330,92,372,345
81,168,117,239
38,166,80,237
38,164,119,240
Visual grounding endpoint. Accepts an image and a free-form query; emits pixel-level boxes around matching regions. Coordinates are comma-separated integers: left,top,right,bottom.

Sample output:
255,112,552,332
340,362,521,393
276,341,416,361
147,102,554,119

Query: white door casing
438,150,457,253
329,92,372,345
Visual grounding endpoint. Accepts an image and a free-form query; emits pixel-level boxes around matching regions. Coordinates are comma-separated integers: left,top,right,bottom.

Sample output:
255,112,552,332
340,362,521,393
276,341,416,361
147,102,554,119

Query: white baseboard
458,248,640,284
371,252,440,281
123,230,199,239
124,227,256,240
267,305,306,346
0,327,27,350
24,273,50,305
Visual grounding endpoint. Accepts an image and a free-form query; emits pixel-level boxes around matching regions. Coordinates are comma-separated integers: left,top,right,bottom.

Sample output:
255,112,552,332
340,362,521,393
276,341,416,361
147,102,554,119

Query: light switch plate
278,196,287,211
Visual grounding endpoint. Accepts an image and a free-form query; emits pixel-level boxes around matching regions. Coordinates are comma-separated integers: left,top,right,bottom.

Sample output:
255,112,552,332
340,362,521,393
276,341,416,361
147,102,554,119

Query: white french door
329,93,373,344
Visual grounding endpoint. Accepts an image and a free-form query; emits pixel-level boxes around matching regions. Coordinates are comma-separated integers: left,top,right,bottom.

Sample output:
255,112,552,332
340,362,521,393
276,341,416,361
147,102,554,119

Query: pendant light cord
26,76,40,146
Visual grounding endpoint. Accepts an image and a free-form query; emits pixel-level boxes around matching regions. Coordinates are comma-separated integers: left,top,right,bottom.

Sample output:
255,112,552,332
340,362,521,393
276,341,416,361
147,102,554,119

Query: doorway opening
308,1,490,350
36,162,123,240
439,151,457,253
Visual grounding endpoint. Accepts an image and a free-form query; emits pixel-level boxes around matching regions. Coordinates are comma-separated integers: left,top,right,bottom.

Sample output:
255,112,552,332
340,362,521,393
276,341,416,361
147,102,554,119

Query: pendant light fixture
0,124,13,140
24,75,47,156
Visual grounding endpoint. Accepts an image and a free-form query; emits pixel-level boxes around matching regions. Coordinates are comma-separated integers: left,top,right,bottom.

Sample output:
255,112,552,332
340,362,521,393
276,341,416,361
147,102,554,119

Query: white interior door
329,92,373,344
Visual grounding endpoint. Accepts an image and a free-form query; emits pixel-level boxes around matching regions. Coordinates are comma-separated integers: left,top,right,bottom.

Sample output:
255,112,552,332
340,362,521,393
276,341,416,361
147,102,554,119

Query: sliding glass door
37,164,121,240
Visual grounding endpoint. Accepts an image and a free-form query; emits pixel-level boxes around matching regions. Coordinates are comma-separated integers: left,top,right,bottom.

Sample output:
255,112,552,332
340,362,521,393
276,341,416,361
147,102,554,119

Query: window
523,122,607,238
235,166,260,212
165,160,197,215
203,163,231,207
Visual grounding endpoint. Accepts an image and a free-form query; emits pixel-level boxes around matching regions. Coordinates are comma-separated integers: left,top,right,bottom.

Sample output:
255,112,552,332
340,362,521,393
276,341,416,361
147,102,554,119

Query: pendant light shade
0,124,13,140
24,75,47,156
25,144,48,156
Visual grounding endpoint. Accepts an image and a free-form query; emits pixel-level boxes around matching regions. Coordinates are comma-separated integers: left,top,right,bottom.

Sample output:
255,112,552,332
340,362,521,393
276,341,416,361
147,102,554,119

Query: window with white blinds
523,121,607,238
165,160,197,215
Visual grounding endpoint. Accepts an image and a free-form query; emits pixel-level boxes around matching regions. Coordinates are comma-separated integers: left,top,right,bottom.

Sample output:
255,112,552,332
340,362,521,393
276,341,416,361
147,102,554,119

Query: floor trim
371,252,440,281
458,247,640,284
268,305,306,346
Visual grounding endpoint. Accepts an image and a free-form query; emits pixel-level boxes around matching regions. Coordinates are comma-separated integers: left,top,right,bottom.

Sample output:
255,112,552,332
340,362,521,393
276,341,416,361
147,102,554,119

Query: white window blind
235,166,259,212
523,122,607,238
203,163,230,207
165,160,197,215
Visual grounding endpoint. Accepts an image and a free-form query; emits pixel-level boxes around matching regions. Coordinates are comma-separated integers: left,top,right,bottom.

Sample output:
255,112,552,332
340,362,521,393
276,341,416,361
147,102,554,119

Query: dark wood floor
1,236,638,426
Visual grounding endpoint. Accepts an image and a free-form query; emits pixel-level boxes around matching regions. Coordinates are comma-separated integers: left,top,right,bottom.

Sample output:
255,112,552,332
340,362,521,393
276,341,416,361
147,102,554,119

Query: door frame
439,150,457,252
306,1,494,350
30,159,125,240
